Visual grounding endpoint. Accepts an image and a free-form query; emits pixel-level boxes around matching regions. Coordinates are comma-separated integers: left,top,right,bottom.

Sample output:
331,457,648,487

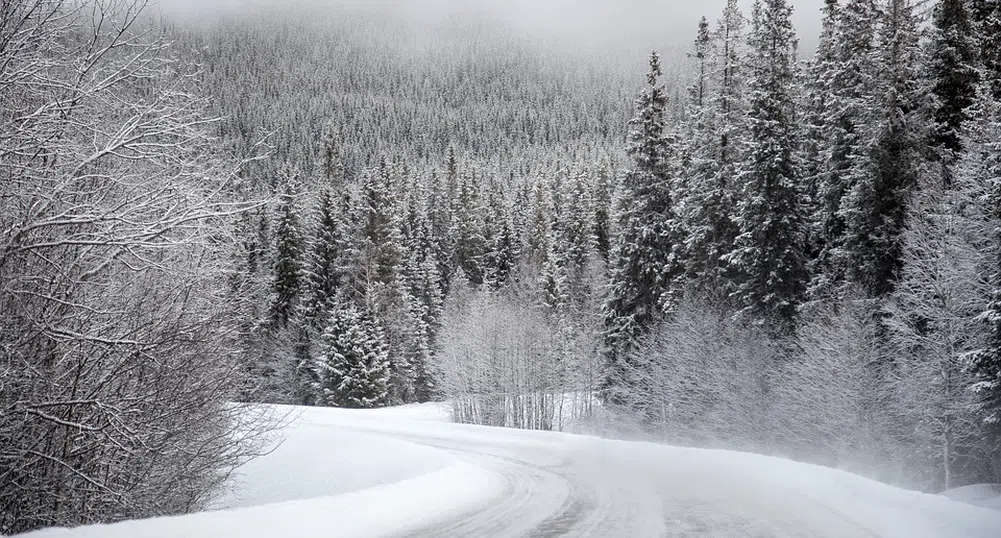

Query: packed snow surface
24,403,1001,537
941,484,1001,512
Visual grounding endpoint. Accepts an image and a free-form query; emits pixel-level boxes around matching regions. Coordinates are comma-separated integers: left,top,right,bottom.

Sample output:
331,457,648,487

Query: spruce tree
727,0,807,329
269,166,305,328
452,171,487,286
314,301,391,408
811,0,879,297
802,0,840,293
929,0,980,183
680,10,742,295
482,177,516,289
347,162,413,403
838,0,929,298
403,185,445,402
971,0,1001,99
304,187,348,323
602,51,687,402
592,164,614,261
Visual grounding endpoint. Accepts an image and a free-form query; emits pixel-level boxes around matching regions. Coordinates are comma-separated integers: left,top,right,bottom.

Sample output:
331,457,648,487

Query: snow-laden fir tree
452,171,487,287
402,185,445,402
314,301,390,408
602,51,687,403
929,0,980,184
350,161,413,403
972,0,1001,99
304,186,349,324
810,0,879,297
726,0,806,330
837,0,930,299
801,0,840,290
679,8,743,296
482,176,516,290
592,164,614,261
269,165,305,328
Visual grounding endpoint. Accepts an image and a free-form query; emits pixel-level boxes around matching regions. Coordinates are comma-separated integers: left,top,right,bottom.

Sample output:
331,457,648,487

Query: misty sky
155,0,824,55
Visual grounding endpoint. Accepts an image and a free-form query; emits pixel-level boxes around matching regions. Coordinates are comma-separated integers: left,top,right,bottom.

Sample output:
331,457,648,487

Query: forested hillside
197,0,1001,495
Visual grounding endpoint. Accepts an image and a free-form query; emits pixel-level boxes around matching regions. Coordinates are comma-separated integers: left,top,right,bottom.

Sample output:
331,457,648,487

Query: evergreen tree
838,0,929,298
427,169,457,293
971,0,1001,99
716,0,747,166
811,0,879,297
592,164,614,261
929,0,980,183
269,166,305,328
602,51,687,402
304,187,348,323
314,301,391,408
403,185,445,402
482,176,516,289
802,0,840,292
680,10,742,295
347,162,413,403
727,0,807,329
453,171,487,286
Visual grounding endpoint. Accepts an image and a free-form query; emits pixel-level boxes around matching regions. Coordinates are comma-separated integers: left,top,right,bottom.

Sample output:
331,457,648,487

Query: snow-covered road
26,404,1001,538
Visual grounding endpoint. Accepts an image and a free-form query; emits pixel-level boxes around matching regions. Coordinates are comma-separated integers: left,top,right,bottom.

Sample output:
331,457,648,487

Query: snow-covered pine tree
802,0,840,295
350,161,413,403
810,0,879,297
727,0,807,330
928,0,980,184
452,170,488,287
592,163,614,261
680,11,742,296
402,185,445,402
269,165,305,328
602,51,687,403
304,185,349,325
716,0,747,167
972,0,1001,99
427,169,457,294
837,0,929,299
314,301,391,408
482,176,516,289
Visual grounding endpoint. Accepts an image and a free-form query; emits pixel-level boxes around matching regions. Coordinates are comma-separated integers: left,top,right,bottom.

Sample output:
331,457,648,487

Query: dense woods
5,0,1001,532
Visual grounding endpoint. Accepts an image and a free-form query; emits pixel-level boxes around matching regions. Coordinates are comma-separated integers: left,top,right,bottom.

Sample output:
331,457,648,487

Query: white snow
22,402,1001,538
941,484,1001,511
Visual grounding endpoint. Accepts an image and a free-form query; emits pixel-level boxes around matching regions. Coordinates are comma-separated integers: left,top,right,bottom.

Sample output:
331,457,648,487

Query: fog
155,0,823,57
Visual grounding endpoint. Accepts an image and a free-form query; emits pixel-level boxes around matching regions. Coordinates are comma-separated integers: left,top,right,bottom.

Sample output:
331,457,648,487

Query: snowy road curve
360,425,881,537
26,404,1001,538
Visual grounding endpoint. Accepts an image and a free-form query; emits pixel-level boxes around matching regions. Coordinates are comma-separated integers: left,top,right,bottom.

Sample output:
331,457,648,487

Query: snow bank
25,462,498,538
941,484,1001,511
597,439,1001,538
24,402,499,538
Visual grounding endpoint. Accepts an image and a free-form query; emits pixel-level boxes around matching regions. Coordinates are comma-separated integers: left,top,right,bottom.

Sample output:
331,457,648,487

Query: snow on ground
941,484,1001,511
21,402,1001,537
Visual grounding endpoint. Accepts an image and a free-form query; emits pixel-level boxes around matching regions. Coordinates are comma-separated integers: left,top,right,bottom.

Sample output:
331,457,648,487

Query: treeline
602,0,1001,493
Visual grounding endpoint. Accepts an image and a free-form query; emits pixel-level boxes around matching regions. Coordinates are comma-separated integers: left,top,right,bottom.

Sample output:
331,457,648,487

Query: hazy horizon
155,0,824,58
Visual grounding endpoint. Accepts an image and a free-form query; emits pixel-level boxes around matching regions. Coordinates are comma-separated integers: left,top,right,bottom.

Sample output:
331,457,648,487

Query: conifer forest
4,0,1001,533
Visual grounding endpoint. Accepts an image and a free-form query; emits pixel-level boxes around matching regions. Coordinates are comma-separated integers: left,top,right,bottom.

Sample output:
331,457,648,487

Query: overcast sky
155,0,824,56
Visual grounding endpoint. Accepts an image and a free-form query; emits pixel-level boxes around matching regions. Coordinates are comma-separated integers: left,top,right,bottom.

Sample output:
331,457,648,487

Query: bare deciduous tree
0,1,271,533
